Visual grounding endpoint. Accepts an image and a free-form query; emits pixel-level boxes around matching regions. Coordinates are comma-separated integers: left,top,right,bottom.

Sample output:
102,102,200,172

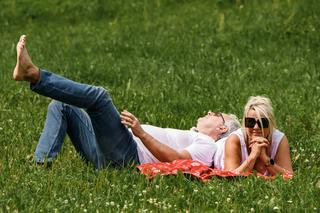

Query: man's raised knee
90,87,111,110
48,100,65,112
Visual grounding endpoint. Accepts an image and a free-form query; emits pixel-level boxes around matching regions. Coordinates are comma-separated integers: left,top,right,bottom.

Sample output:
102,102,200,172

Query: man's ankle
30,66,40,83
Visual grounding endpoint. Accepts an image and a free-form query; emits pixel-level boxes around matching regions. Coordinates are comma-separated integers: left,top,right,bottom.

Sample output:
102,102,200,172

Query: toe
19,35,26,43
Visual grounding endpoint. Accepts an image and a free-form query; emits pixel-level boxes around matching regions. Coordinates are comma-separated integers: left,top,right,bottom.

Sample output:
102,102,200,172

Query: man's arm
136,131,192,162
120,110,192,162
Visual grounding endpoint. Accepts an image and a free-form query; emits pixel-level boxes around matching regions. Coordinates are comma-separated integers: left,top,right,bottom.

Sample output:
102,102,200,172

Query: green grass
1,0,319,212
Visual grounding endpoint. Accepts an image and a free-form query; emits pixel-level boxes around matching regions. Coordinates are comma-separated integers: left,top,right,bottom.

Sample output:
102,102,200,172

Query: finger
249,140,256,146
121,110,135,119
120,114,130,119
262,139,270,144
251,137,261,142
120,115,132,122
121,110,130,116
121,120,131,128
257,143,268,148
252,139,268,145
249,144,257,150
252,136,268,142
121,110,131,115
257,140,269,145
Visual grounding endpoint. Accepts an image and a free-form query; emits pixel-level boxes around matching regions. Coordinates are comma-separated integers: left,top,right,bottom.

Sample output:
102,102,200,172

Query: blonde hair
242,96,276,140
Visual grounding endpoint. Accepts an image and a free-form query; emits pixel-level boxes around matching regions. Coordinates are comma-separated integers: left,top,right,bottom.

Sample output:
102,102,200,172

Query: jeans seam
46,117,65,161
67,107,95,135
49,83,107,111
65,105,99,165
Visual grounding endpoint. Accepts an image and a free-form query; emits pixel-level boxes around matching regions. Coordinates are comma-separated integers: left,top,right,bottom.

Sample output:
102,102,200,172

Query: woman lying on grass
223,96,293,176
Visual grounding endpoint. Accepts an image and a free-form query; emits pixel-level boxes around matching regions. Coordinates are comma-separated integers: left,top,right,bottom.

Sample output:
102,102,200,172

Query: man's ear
219,125,228,134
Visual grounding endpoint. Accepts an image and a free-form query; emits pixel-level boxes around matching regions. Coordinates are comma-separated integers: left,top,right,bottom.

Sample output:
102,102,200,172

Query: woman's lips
252,131,262,136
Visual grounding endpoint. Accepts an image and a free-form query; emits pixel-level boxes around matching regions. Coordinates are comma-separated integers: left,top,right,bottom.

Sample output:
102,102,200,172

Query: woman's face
245,109,270,140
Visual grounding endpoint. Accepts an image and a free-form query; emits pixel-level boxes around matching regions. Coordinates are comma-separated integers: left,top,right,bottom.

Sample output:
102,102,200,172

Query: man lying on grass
13,35,241,169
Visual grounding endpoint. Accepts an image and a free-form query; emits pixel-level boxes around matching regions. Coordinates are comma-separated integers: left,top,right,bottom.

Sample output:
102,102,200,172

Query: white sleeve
184,137,217,166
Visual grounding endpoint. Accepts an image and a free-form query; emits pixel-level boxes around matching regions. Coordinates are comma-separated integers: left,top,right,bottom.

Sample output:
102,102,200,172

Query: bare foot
13,35,39,83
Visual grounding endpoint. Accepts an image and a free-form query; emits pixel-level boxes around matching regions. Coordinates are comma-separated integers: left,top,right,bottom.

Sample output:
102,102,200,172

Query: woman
224,96,293,175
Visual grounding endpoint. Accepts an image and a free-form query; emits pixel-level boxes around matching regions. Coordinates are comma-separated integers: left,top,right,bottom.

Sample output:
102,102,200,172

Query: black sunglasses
210,112,225,125
218,112,225,125
245,117,269,128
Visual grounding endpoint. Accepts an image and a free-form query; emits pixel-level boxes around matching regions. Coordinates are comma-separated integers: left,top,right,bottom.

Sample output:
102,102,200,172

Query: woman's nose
253,122,260,129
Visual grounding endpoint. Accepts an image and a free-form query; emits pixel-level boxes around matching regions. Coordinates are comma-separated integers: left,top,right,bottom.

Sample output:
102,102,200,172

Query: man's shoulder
191,133,215,146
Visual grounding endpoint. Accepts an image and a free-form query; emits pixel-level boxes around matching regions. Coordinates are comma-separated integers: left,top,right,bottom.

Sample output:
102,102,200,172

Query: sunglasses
245,117,269,128
209,112,225,125
218,112,225,125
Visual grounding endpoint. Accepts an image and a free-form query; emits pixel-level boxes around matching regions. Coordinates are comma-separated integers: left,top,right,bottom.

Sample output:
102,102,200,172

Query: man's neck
192,128,218,141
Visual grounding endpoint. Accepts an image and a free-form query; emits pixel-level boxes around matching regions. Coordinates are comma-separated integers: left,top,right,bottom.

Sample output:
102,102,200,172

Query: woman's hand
249,137,269,159
259,147,270,164
120,110,145,138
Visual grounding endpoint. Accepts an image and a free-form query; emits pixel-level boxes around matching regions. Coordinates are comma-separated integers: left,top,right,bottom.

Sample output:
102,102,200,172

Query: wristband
265,158,274,167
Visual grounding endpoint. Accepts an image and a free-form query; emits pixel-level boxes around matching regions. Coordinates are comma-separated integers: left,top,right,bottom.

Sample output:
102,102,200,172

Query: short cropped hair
220,114,241,139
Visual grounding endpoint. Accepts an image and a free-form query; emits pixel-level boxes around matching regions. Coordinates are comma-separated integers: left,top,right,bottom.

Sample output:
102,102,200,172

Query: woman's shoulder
272,128,285,140
230,128,245,138
225,131,242,147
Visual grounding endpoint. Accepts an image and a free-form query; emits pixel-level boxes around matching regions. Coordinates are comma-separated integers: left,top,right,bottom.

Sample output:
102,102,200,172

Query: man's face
196,111,225,131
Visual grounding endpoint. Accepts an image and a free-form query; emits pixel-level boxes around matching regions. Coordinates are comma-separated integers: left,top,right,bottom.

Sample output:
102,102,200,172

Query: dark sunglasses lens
245,118,256,128
245,118,269,128
260,118,269,128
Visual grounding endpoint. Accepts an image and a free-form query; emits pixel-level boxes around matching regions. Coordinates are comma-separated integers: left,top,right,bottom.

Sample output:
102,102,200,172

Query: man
13,35,240,169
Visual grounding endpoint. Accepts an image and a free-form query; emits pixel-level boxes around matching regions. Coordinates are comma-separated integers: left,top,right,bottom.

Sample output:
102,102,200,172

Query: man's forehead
222,113,230,120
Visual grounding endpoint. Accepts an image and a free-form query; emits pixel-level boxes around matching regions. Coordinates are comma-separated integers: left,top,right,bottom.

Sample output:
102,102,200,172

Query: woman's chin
252,132,263,137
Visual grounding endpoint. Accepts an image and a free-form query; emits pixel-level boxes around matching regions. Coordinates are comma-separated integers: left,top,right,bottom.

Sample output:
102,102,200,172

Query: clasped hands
249,136,271,165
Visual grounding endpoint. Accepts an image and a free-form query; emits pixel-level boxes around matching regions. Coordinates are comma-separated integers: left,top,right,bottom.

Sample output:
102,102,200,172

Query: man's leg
35,100,99,166
13,35,139,168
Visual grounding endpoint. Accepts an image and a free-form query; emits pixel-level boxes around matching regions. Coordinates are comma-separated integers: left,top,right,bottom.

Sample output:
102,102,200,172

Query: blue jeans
31,69,140,169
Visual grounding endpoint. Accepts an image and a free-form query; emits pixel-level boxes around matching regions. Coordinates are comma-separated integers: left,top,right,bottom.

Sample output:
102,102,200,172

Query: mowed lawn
0,0,319,212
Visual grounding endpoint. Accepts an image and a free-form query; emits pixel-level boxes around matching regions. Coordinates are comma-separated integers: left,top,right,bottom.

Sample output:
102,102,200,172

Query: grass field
1,0,319,212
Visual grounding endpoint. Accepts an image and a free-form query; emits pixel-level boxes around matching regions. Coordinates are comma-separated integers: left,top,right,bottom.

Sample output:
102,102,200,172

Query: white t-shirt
212,137,228,169
132,125,217,166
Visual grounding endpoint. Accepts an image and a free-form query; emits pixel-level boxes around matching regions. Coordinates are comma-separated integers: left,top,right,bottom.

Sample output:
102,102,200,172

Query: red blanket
137,160,293,182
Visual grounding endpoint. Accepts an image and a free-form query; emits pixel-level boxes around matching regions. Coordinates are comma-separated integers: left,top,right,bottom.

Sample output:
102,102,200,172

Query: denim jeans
31,69,140,169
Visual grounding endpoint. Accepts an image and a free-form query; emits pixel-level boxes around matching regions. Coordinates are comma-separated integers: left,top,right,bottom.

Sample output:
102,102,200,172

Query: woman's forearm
233,155,257,174
264,158,293,175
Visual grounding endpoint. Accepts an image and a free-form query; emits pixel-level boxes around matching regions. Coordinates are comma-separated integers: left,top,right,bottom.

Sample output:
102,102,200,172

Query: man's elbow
177,150,192,160
163,152,192,162
164,155,181,162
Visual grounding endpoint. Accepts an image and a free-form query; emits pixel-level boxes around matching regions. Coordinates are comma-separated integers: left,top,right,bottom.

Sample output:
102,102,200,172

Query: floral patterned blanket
137,160,293,182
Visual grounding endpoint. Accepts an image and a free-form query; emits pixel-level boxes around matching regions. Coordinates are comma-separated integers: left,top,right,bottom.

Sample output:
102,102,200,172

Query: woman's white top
213,128,284,170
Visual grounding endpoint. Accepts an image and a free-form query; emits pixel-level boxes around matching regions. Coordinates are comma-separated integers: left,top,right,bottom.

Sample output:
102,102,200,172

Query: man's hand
120,110,145,138
120,110,192,162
